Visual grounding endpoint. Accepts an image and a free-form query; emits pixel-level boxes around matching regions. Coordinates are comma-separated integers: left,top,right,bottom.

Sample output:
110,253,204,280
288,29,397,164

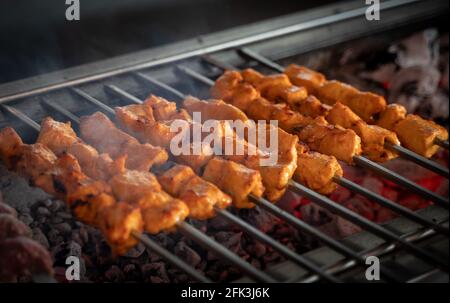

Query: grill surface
0,0,448,282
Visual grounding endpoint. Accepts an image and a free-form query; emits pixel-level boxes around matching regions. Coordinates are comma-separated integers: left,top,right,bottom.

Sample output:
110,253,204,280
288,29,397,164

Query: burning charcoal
0,202,17,217
361,176,384,196
18,213,34,226
389,29,439,68
54,222,72,235
246,241,266,258
208,216,232,230
174,241,201,267
241,207,278,233
250,258,262,269
32,227,49,249
124,242,146,258
36,207,51,217
336,217,361,238
47,229,63,246
56,211,72,220
0,214,32,240
149,276,165,283
214,231,242,254
49,200,64,213
105,265,124,282
141,262,169,283
376,207,397,223
123,263,141,280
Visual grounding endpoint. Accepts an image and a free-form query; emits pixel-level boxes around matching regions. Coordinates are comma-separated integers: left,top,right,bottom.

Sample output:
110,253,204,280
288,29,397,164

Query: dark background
0,0,342,84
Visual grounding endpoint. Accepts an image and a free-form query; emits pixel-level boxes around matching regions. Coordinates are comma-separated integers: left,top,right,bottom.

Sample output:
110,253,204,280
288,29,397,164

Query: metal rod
104,85,143,104
132,231,212,282
1,105,41,132
40,98,80,125
238,48,284,72
216,208,339,283
69,87,116,115
387,143,448,178
238,48,450,178
288,180,449,272
175,64,449,209
334,176,449,236
177,221,277,282
133,72,186,100
434,138,449,149
354,156,449,209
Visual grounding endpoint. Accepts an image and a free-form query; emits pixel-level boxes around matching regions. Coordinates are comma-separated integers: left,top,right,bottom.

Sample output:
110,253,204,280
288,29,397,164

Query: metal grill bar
288,180,449,272
174,65,449,208
236,47,449,178
132,73,448,236
101,82,448,277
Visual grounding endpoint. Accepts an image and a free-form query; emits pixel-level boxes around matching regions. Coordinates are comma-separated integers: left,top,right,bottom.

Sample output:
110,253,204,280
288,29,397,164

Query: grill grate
0,0,448,282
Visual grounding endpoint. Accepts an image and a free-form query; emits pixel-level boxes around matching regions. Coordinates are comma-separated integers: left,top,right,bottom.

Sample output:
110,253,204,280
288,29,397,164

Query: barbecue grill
0,0,448,283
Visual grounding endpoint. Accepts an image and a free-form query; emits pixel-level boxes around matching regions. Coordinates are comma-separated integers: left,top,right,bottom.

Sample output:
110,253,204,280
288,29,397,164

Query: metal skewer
434,138,449,149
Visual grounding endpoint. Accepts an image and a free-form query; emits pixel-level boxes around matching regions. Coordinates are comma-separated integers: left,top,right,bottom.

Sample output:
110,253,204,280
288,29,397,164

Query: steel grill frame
0,0,448,282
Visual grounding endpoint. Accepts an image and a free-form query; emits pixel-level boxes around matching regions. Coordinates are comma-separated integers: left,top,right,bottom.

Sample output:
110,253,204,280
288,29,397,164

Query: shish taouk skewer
145,95,298,201
111,100,265,208
73,112,233,219
0,127,144,255
240,68,401,163
182,96,343,195
211,70,362,164
36,117,190,237
284,64,449,158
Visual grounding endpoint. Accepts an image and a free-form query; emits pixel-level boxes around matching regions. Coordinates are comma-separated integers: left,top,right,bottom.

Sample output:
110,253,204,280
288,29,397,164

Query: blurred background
0,0,343,84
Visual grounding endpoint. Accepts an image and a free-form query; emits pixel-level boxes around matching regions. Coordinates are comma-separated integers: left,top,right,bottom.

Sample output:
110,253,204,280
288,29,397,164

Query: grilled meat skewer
284,64,449,158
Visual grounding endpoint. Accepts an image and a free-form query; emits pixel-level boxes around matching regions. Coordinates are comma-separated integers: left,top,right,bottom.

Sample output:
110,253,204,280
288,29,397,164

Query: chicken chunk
80,112,168,171
295,151,342,195
202,157,264,208
377,104,407,130
327,102,399,162
158,165,232,219
394,114,449,158
284,64,327,94
98,202,143,256
183,96,249,122
298,121,362,164
145,95,191,121
316,80,387,122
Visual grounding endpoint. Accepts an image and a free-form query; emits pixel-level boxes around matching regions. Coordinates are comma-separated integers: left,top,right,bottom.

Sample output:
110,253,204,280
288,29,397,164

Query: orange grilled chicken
37,117,125,181
326,102,400,162
240,69,399,162
80,112,168,171
183,96,298,201
38,117,190,231
114,99,265,208
212,70,363,164
285,65,448,160
0,127,143,255
184,95,341,195
158,164,232,219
